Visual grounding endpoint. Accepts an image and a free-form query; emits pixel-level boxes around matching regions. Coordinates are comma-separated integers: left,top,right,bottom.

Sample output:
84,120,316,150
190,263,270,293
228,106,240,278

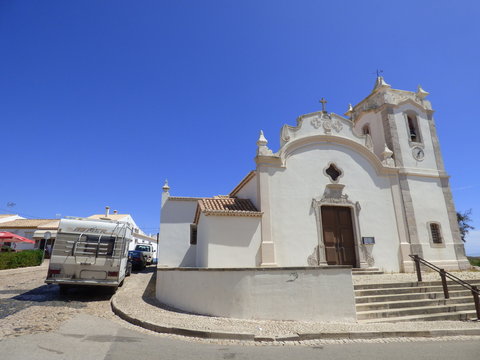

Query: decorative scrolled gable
280,111,362,148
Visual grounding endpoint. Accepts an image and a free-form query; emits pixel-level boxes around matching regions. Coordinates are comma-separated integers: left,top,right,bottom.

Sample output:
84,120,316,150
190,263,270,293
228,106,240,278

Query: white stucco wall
196,214,262,267
233,174,258,209
407,176,458,264
266,142,401,272
156,267,356,322
354,112,386,160
158,198,198,267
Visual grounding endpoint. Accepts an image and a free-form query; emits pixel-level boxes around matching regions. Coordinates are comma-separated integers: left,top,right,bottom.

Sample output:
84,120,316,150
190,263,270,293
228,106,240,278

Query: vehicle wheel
119,279,124,287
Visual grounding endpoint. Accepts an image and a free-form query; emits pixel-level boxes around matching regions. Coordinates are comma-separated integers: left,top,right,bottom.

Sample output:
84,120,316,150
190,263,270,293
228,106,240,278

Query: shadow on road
0,265,158,320
1,281,121,320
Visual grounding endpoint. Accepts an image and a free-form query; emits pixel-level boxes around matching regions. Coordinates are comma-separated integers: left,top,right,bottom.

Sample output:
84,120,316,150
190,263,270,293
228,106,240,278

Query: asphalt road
1,313,479,360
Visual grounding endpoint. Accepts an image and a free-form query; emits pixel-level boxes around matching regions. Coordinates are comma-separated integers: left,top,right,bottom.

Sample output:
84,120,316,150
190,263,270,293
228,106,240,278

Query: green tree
457,209,475,242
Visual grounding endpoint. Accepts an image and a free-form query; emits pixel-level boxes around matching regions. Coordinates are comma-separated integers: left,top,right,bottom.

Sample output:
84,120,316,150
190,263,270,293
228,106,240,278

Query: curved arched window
362,124,370,135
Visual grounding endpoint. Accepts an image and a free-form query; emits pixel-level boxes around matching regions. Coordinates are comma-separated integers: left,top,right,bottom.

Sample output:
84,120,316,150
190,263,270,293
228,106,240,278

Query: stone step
359,310,478,323
356,302,477,320
356,296,473,312
352,268,380,272
355,289,473,304
354,279,480,290
355,284,477,297
352,271,384,275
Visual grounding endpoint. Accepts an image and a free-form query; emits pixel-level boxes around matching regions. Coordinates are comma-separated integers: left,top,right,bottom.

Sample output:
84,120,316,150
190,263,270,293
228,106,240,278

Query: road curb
111,296,256,341
111,295,480,342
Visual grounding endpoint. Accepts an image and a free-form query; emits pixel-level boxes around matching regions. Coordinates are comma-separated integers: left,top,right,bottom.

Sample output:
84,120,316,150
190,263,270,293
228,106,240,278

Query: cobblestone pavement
0,262,122,339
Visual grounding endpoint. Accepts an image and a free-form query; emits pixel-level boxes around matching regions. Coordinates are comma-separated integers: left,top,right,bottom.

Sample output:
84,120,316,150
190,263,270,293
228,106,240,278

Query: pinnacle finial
372,75,391,92
257,130,268,147
344,103,354,117
382,144,393,158
416,85,429,99
162,179,170,192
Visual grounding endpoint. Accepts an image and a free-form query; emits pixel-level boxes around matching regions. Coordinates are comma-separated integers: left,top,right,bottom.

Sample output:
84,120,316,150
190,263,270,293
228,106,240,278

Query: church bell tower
350,76,469,271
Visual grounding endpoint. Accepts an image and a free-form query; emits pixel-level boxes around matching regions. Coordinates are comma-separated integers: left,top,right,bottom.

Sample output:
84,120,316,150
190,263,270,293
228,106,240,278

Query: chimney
105,206,110,218
113,210,118,215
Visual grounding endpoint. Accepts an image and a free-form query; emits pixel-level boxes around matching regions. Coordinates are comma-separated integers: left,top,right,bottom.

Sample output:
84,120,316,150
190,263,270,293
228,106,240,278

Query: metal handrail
409,254,480,320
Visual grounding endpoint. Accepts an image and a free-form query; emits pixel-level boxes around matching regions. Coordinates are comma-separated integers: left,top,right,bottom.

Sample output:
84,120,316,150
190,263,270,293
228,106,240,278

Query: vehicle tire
119,279,124,287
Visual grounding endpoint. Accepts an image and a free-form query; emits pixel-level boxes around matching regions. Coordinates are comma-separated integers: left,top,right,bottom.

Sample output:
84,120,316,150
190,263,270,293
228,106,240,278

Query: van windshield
135,245,151,252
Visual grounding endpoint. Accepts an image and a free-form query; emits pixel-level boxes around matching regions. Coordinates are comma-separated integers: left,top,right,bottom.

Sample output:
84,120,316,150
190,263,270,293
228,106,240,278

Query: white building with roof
159,77,469,273
0,214,24,224
156,77,470,322
88,208,157,254
0,218,59,251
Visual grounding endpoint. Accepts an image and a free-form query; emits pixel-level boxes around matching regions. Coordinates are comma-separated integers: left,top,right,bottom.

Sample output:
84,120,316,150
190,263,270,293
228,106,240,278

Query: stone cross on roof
319,97,327,112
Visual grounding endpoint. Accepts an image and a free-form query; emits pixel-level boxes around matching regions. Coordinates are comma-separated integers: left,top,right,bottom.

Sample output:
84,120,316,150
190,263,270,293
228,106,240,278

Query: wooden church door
321,206,356,266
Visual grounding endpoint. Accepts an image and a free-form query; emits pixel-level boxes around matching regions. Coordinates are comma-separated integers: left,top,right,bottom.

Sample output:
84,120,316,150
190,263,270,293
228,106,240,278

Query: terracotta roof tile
200,197,258,212
37,220,60,229
194,197,262,223
0,219,58,229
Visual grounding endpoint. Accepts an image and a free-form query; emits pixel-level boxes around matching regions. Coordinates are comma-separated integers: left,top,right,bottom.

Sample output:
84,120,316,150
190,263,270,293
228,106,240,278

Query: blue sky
1,1,479,255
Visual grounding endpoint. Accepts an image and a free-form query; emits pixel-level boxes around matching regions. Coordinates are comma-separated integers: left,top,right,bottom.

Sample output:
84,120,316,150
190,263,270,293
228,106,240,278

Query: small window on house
190,224,197,245
430,223,442,244
325,163,342,182
407,114,420,143
362,124,370,135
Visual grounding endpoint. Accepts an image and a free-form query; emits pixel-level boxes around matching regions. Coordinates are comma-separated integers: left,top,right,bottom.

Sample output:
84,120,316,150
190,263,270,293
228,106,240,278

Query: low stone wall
156,266,356,322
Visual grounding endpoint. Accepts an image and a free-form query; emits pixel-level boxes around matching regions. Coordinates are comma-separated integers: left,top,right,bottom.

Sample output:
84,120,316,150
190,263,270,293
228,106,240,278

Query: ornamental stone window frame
427,221,446,248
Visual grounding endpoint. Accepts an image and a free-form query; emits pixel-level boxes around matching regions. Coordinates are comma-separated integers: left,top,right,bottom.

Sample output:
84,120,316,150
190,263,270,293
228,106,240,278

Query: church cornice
352,88,433,124
397,168,450,179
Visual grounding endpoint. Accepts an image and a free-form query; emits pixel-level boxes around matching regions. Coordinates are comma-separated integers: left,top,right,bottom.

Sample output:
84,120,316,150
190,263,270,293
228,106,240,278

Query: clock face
412,146,424,161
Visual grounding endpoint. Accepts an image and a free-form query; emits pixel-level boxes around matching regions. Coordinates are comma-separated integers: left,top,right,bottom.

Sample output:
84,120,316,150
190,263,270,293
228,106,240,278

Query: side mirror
153,250,156,252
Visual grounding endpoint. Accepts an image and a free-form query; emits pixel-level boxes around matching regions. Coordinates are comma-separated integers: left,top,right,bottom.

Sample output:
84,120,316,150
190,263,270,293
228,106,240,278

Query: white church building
156,77,470,321
159,76,469,273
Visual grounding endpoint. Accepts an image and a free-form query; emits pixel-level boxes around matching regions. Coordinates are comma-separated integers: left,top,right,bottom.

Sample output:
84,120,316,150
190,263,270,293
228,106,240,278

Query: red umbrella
0,232,35,244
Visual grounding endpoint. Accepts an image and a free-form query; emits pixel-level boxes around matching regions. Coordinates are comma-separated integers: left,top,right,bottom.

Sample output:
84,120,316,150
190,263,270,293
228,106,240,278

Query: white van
45,218,132,293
